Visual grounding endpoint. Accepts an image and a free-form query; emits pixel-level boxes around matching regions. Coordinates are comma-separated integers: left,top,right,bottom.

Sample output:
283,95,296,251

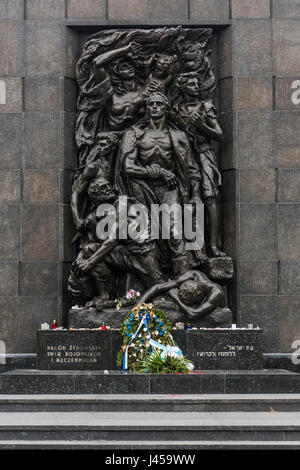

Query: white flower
155,331,159,336
136,291,140,298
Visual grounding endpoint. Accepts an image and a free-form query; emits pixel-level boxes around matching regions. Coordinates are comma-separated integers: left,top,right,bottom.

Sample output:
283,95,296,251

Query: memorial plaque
37,329,263,371
179,329,263,370
37,330,122,370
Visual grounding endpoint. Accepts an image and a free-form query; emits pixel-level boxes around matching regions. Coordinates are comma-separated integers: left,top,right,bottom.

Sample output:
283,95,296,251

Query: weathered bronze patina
69,27,233,327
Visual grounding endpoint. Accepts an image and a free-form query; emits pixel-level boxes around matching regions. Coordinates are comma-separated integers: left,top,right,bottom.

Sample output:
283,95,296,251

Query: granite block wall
0,0,299,354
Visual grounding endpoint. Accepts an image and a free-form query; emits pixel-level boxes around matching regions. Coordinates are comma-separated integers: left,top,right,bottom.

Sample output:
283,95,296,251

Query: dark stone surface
25,21,62,77
239,296,279,353
273,0,300,18
0,170,21,203
68,0,106,19
0,205,20,261
278,169,300,201
231,0,270,18
62,78,77,113
149,373,225,394
219,112,236,170
24,113,60,169
280,262,300,295
61,112,77,170
108,0,147,20
218,27,233,80
237,76,272,110
9,352,300,374
240,203,278,260
280,296,300,352
276,111,300,168
23,170,59,204
148,0,188,19
278,204,300,260
22,205,59,261
0,296,58,353
0,21,23,76
0,114,22,169
273,19,300,75
59,170,73,204
0,354,37,373
26,0,65,19
62,27,79,80
0,77,22,113
37,330,123,370
0,0,24,19
190,0,229,19
2,369,300,394
184,329,263,370
221,170,236,204
239,169,275,202
222,203,238,259
0,262,19,296
68,305,232,330
239,261,278,295
234,20,272,75
37,329,262,371
275,77,300,110
219,78,233,114
264,353,300,374
20,262,59,297
69,307,129,330
237,111,274,168
225,370,300,394
25,78,60,112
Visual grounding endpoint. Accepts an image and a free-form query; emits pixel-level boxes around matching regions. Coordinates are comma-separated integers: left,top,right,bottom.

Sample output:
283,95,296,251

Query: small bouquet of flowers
115,289,141,310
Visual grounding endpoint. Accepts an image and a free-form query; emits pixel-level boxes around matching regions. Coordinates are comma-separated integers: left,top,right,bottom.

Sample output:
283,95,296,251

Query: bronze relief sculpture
69,27,234,329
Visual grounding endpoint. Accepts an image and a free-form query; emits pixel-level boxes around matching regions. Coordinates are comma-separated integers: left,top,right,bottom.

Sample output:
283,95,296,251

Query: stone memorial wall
0,0,300,355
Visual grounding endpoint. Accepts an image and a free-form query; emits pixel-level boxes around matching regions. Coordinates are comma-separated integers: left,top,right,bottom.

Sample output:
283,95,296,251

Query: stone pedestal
68,303,233,329
37,328,262,371
37,330,122,370
177,329,263,370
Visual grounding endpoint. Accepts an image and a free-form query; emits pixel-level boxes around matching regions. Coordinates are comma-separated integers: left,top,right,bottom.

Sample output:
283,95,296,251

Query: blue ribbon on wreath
122,311,154,370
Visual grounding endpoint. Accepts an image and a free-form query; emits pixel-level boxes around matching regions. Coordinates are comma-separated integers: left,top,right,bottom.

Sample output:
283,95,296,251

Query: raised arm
93,43,142,83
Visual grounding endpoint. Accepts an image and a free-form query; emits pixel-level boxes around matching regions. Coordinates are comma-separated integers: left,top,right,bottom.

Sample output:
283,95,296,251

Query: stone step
1,394,300,412
0,411,300,441
1,369,300,394
0,440,300,450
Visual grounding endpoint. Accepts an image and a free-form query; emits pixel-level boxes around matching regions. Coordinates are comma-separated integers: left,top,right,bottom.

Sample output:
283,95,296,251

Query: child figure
143,53,177,97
